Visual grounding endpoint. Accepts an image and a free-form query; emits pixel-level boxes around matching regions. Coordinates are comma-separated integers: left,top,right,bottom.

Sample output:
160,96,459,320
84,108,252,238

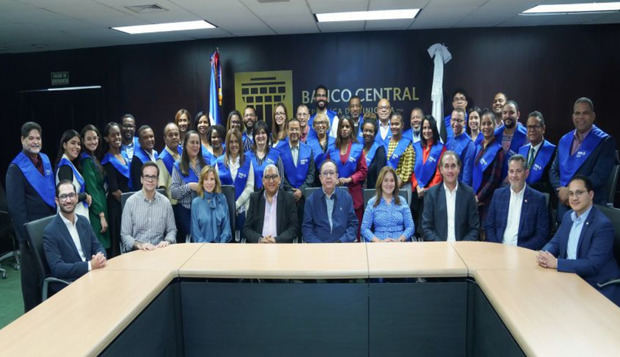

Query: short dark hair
569,175,593,192
527,111,546,127
440,150,462,168
121,113,135,123
481,108,496,121
451,89,468,102
574,97,594,111
21,121,42,138
137,125,152,138
141,161,159,177
361,118,378,135
56,179,76,197
504,100,519,113
452,107,466,116
315,84,328,95
508,154,527,170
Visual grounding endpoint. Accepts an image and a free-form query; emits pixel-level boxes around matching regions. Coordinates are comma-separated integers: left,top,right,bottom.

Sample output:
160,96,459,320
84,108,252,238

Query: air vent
257,0,289,3
125,4,168,14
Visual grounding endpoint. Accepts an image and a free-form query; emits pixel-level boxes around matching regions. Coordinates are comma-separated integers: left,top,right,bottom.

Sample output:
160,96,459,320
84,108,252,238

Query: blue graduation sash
444,112,469,139
277,141,312,188
11,152,56,209
249,148,280,189
158,148,177,175
413,142,444,188
307,136,334,170
365,142,381,167
329,142,363,178
518,140,556,184
446,132,472,157
101,152,130,179
473,132,483,146
173,161,199,184
201,145,216,166
307,109,338,141
355,117,364,142
557,125,608,186
58,157,87,208
129,147,157,189
473,140,502,192
375,126,392,150
387,138,411,169
494,123,527,159
217,153,252,199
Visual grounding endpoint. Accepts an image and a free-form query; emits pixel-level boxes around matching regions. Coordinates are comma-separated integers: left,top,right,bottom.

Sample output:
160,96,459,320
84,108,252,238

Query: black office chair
303,187,320,200
0,182,20,279
121,189,167,210
605,165,620,207
595,204,620,288
363,188,376,209
221,185,237,242
24,215,69,301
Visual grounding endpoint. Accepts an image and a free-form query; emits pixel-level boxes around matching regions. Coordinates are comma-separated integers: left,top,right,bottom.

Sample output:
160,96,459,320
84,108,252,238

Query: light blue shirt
323,188,335,232
567,205,593,259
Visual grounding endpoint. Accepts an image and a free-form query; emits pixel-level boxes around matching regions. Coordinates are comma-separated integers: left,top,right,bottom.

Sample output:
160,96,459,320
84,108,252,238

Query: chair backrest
595,204,620,266
121,189,167,210
221,185,236,235
606,165,620,206
363,188,376,209
0,180,9,214
24,215,56,281
303,187,320,200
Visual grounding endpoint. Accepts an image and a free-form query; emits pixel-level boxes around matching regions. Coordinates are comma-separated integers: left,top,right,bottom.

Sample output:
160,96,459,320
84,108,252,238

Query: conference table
0,242,619,356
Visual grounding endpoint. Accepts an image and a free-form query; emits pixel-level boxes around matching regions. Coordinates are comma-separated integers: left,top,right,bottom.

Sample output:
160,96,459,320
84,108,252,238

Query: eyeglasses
321,171,337,177
58,193,76,201
378,106,391,110
568,190,588,197
263,174,279,181
142,175,158,181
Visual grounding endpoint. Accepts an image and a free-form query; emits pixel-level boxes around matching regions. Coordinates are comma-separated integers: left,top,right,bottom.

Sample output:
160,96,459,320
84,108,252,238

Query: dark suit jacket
484,185,550,250
543,206,620,306
422,182,479,241
43,214,105,282
243,188,298,243
302,187,358,243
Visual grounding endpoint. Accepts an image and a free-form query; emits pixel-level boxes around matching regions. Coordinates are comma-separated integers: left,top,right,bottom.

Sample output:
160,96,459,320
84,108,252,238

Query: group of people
6,85,620,311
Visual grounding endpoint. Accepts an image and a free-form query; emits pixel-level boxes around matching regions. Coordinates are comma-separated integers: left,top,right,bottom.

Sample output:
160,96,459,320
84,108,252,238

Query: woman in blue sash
171,130,206,242
80,124,110,251
101,122,130,256
216,129,254,242
206,124,226,160
55,130,92,221
361,118,386,189
191,166,231,243
473,110,504,223
271,103,288,148
248,121,281,190
306,113,334,185
468,107,483,144
226,110,252,152
195,111,210,156
329,117,367,239
410,116,445,231
361,166,414,242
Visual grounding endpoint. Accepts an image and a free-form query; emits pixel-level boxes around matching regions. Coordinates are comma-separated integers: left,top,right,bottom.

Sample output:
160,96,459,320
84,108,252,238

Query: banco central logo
234,70,293,126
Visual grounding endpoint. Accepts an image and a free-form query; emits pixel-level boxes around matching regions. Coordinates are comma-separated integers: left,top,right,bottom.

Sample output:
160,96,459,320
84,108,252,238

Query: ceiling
1,0,619,54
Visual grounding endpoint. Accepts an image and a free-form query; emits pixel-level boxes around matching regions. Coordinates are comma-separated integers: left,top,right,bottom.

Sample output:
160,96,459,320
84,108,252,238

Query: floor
0,256,24,329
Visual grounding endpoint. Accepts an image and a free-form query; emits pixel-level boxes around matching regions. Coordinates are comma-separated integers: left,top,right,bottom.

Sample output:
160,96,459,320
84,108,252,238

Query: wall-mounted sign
51,71,69,86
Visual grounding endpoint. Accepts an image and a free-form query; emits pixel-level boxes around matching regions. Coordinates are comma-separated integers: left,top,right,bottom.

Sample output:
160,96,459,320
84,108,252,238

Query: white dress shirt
60,214,90,270
502,185,525,246
379,121,391,141
444,182,458,242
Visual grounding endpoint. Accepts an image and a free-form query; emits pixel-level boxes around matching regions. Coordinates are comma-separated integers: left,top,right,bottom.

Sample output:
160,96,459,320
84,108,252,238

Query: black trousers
19,241,41,312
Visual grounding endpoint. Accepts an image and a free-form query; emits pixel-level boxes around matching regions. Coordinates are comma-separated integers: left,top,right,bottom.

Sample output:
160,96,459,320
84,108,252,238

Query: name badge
300,159,308,165
45,169,52,176
576,151,586,159
481,158,488,165
348,157,356,163
533,163,542,171
238,173,247,179
428,156,436,163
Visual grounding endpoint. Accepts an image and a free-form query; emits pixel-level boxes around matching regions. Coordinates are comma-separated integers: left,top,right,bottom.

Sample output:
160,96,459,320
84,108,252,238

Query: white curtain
427,43,452,141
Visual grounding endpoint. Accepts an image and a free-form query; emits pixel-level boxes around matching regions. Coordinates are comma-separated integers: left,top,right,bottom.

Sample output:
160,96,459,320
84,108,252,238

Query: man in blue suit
485,155,550,250
538,176,620,307
302,160,357,243
43,180,107,294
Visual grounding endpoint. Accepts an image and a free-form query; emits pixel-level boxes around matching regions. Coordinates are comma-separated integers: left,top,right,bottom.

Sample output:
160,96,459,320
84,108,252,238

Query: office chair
0,182,20,279
605,165,620,207
221,185,237,243
595,204,620,288
363,188,376,209
24,215,69,301
302,187,320,200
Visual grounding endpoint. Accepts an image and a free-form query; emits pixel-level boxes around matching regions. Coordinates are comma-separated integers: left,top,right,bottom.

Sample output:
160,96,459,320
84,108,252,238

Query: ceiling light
111,20,215,34
522,2,620,14
315,9,420,22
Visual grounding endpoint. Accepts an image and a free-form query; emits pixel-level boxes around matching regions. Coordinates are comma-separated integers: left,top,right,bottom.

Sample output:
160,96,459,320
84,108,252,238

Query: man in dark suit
6,121,57,312
422,150,479,241
485,155,550,250
538,176,620,306
43,180,106,294
243,164,298,243
549,97,616,221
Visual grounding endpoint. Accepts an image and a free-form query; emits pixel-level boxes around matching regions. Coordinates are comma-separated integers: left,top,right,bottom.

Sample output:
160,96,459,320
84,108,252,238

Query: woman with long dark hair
56,129,92,220
271,103,288,147
195,111,210,156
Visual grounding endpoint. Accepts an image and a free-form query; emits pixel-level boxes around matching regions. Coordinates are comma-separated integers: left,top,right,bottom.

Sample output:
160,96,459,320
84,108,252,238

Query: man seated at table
121,162,177,251
43,180,106,294
302,160,357,243
538,175,620,306
485,155,549,250
422,151,479,241
243,164,298,243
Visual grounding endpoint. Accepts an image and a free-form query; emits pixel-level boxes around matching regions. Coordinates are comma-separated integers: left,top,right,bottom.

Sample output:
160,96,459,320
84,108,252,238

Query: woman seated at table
361,166,414,242
191,166,231,243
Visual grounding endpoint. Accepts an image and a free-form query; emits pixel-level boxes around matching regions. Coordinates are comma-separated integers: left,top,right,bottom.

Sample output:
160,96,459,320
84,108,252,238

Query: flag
209,49,222,125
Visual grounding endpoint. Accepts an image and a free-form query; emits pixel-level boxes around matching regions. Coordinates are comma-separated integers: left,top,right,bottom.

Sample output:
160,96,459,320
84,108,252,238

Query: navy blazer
421,182,479,241
302,187,357,243
543,206,620,306
43,214,105,282
485,185,549,250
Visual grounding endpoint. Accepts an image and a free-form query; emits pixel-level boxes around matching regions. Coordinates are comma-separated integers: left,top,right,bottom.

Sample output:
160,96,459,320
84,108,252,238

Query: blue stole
494,123,527,159
58,157,87,207
307,109,338,140
375,124,392,150
10,152,56,209
217,153,252,199
518,140,556,184
365,142,381,167
158,147,178,175
249,149,280,189
307,136,334,170
173,161,199,184
101,152,129,179
557,125,608,186
329,142,363,178
387,138,411,169
355,117,364,142
473,140,502,192
446,132,472,157
201,145,216,166
277,140,312,188
121,137,140,159
413,142,444,188
403,128,421,143
444,112,469,139
473,132,483,146
130,147,157,189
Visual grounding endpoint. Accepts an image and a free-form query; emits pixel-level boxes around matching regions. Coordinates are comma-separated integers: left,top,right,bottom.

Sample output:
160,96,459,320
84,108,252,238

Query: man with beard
121,113,139,160
443,89,469,141
130,125,158,191
491,92,507,129
43,180,106,295
296,104,310,143
495,100,527,180
347,96,364,141
307,85,339,141
403,107,423,144
243,106,258,146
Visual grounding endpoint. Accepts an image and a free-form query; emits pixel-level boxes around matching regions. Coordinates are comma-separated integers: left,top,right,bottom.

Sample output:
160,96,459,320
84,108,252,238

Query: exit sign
51,71,69,86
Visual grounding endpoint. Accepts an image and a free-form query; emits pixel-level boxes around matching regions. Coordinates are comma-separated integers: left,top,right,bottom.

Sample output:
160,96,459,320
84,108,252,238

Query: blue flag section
209,49,222,125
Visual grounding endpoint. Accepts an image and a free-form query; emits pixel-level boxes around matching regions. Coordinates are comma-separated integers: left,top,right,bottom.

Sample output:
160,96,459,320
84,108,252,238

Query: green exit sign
51,71,69,86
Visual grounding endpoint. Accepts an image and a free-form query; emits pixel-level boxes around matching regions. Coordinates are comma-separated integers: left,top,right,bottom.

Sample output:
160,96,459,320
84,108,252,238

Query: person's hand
557,187,569,205
136,242,156,251
537,251,558,269
99,215,108,233
416,186,426,198
85,194,93,206
384,238,395,242
371,237,382,243
188,182,199,192
112,190,121,202
90,253,106,269
156,241,170,248
260,236,276,243
398,235,407,242
293,189,302,201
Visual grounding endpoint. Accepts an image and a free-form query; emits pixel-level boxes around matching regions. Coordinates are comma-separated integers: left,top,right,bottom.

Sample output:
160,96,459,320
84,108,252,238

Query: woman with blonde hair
361,166,414,242
191,166,231,243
